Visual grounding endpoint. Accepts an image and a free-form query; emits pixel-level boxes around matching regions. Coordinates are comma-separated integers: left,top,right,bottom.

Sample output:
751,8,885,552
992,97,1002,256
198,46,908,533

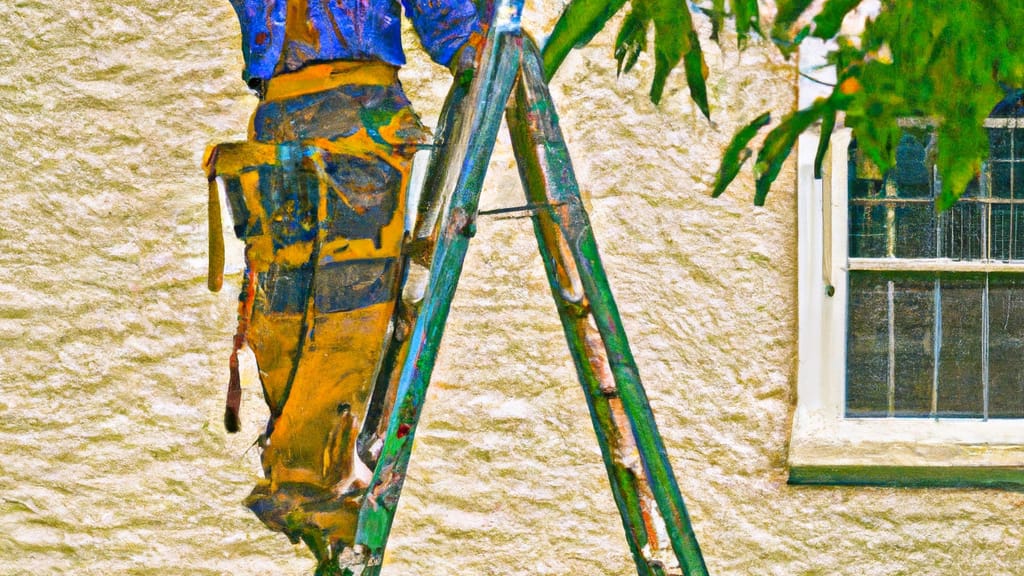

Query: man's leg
244,148,412,561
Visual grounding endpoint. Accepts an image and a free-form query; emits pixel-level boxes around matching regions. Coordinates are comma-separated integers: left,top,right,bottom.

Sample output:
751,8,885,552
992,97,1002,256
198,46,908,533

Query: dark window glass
989,274,1024,418
893,275,935,416
1016,207,1024,261
939,202,984,261
895,205,937,258
846,272,891,417
1017,162,1024,199
991,161,1013,199
936,275,985,417
1015,127,1024,158
990,128,1012,161
893,134,931,197
991,205,1016,261
849,204,888,258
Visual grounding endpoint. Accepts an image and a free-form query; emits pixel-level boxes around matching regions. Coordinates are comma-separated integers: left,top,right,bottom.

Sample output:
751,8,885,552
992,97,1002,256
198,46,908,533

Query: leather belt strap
263,61,399,102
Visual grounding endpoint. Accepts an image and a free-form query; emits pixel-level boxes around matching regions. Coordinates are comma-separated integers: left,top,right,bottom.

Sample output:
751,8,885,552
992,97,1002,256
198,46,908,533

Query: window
845,119,1024,420
788,41,1024,487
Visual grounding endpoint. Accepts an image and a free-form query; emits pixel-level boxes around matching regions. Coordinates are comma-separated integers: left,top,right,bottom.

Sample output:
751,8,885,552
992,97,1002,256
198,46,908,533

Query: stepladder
206,0,708,573
347,2,708,574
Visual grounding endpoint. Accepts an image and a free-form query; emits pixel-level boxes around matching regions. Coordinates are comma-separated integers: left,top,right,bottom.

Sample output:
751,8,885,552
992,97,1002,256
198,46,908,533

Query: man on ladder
207,1,707,574
206,0,483,571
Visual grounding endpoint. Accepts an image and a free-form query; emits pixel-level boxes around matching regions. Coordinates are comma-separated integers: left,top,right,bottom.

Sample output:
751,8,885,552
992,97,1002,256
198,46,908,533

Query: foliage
542,0,1024,208
542,0,708,111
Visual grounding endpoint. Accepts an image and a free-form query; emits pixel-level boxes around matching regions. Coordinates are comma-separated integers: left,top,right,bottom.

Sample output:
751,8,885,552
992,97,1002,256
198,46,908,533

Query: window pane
940,203,984,260
895,205,937,258
991,162,1013,199
990,128,1012,161
893,275,935,416
989,274,1024,418
1017,207,1024,261
987,161,1024,198
936,275,985,417
849,204,889,258
893,133,930,197
990,204,1017,261
848,161,881,199
842,120,1024,421
846,272,890,416
1015,127,1024,158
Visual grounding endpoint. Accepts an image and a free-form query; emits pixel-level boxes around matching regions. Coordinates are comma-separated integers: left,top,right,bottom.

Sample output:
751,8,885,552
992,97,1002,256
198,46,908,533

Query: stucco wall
1,1,1021,575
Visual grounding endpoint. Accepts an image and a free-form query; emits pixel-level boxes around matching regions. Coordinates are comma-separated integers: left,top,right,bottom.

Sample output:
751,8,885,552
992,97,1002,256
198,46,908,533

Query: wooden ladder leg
505,36,708,576
348,6,525,574
356,26,478,476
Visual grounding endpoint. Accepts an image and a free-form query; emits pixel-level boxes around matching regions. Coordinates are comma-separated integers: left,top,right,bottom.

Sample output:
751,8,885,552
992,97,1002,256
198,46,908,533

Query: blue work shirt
229,0,483,83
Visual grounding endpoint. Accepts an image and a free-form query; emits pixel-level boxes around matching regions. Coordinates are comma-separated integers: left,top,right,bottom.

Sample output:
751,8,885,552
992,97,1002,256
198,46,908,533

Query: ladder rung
477,201,563,216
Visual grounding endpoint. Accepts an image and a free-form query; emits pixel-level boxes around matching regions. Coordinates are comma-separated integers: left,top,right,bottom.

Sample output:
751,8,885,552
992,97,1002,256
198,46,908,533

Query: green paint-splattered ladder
338,1,708,574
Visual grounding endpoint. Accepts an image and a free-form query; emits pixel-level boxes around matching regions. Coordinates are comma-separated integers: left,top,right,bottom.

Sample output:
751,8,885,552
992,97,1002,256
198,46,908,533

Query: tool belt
203,135,422,432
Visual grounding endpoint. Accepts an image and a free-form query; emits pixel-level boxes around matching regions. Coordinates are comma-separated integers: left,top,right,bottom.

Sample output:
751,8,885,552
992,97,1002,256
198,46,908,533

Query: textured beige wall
2,1,1022,575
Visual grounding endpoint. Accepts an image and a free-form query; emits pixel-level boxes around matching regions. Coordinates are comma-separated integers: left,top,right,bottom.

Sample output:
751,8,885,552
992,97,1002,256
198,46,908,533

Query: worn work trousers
233,61,428,556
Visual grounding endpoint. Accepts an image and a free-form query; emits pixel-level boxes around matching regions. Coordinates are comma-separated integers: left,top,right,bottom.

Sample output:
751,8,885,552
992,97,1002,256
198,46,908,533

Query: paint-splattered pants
217,61,428,556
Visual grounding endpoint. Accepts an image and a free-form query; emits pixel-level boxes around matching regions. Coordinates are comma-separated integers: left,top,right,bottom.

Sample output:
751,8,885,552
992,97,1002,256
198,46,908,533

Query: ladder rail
506,37,708,576
351,3,525,572
356,36,478,474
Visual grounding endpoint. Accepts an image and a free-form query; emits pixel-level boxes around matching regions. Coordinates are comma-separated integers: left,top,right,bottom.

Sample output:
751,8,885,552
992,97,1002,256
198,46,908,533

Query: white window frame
788,38,1024,486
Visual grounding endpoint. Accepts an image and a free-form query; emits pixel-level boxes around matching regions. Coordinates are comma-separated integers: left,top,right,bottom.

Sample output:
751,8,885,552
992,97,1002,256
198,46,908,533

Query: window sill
788,411,1024,488
789,464,1024,488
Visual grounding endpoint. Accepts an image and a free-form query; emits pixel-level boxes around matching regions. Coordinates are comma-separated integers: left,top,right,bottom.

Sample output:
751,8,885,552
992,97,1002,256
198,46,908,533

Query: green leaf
733,0,761,47
837,0,1018,210
712,112,771,197
770,0,814,57
934,119,990,211
754,100,828,205
612,0,709,113
811,0,862,39
681,28,710,117
649,0,709,115
772,0,815,39
614,10,648,76
813,107,837,179
547,0,1024,209
648,0,687,105
542,0,629,80
707,0,726,42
